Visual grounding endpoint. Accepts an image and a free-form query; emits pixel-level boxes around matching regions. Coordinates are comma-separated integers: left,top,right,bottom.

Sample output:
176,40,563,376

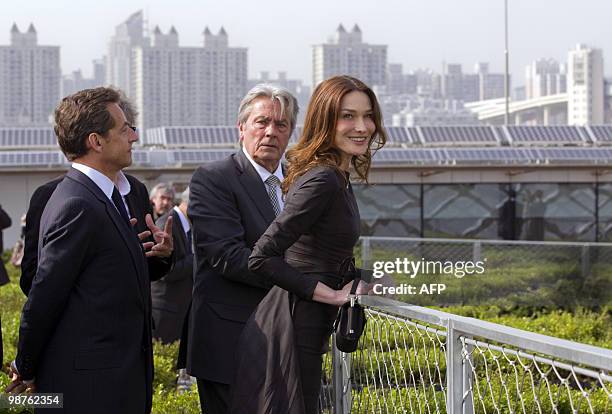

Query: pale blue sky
1,0,610,86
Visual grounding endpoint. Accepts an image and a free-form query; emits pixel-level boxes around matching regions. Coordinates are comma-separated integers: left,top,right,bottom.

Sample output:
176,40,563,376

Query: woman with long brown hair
231,75,387,413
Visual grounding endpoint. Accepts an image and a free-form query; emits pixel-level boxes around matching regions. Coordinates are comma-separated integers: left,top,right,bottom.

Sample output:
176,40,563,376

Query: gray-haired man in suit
187,84,298,413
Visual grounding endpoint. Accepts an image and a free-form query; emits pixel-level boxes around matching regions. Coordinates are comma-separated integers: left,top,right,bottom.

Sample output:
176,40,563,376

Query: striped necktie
265,175,281,217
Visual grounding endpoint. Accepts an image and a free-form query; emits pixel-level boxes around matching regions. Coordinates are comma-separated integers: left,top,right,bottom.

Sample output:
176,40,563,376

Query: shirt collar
173,206,190,233
72,162,115,200
242,146,284,184
72,163,132,200
116,171,132,197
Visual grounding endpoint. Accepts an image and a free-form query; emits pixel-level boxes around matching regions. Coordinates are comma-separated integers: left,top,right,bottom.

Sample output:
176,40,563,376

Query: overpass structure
465,93,568,124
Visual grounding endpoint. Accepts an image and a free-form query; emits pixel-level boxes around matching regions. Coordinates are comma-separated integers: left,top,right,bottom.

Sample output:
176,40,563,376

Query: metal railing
319,296,612,413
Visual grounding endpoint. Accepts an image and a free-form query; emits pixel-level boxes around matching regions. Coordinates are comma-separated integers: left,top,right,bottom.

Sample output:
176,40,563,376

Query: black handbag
333,277,366,353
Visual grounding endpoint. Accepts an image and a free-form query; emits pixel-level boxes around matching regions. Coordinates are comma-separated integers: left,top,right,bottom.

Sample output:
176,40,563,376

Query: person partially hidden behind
6,87,173,414
0,205,11,365
150,182,175,221
18,95,171,297
231,75,386,413
152,186,193,343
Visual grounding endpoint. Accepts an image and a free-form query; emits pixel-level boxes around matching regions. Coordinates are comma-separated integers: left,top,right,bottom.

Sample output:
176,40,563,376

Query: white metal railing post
332,335,345,414
462,339,475,414
472,240,481,262
342,352,352,413
446,319,464,413
361,237,371,270
581,244,591,279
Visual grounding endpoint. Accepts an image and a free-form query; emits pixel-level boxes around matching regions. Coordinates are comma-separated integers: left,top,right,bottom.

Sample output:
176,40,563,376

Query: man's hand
5,362,35,394
143,214,173,258
130,215,174,257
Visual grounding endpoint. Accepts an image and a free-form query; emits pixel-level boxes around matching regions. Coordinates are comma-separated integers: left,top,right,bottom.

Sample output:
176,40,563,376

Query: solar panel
132,151,151,165
537,147,612,162
373,149,436,163
506,126,586,146
0,128,57,149
586,125,612,145
418,126,499,146
146,127,239,148
384,127,413,145
171,149,234,164
444,147,539,163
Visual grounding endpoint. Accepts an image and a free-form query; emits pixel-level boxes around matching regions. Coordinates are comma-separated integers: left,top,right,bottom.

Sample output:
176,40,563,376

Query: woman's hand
312,279,368,307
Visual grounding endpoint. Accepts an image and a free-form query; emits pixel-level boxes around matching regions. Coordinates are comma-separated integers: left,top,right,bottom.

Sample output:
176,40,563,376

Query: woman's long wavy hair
282,75,386,194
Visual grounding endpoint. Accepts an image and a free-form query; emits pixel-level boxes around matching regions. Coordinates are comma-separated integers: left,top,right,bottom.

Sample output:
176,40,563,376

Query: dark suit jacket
15,168,158,414
0,205,11,366
20,175,169,296
151,209,193,343
0,205,11,286
186,150,275,384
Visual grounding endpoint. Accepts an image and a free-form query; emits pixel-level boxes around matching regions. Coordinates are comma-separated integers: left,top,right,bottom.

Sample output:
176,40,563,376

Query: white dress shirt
72,163,132,218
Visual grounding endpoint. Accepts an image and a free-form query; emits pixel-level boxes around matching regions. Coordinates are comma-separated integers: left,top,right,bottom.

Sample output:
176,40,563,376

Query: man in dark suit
6,87,173,413
0,205,11,365
187,84,298,413
19,97,169,297
152,187,193,343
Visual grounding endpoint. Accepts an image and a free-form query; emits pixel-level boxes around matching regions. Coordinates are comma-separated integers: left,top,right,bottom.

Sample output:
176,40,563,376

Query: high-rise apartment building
567,44,604,125
106,10,149,93
132,26,247,132
525,58,566,99
312,24,387,87
248,71,311,124
0,24,60,126
441,62,505,103
62,59,106,96
475,62,505,101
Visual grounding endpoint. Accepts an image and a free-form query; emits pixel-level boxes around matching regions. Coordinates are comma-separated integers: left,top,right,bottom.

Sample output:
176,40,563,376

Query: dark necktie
265,175,281,217
111,187,131,227
186,229,193,255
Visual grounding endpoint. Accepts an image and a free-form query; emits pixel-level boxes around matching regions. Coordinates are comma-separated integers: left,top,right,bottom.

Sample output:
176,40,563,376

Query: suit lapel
234,151,276,224
66,168,147,306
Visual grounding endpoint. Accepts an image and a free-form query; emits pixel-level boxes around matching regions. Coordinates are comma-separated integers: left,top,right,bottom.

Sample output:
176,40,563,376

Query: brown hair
282,75,386,193
54,87,121,161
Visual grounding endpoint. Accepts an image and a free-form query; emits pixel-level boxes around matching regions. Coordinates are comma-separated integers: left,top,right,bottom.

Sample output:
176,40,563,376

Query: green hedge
0,260,200,414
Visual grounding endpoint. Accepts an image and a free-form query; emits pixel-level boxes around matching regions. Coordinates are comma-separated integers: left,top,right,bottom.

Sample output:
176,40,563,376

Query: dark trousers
0,315,3,365
292,298,338,414
197,378,230,414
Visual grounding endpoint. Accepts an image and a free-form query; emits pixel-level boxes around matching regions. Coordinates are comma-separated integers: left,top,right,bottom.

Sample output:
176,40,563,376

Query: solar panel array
372,147,612,165
2,125,612,168
586,125,612,145
417,126,500,146
0,151,67,167
164,127,239,147
0,128,57,149
1,147,611,168
504,126,587,145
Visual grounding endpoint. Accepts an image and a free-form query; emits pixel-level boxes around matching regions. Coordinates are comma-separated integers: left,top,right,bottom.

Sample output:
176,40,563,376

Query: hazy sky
1,0,610,87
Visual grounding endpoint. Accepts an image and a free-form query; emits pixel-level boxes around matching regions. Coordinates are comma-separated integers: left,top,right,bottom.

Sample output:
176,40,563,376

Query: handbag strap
350,277,360,295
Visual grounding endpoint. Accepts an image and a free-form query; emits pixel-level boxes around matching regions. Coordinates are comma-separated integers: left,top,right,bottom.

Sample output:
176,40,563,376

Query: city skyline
1,0,610,87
